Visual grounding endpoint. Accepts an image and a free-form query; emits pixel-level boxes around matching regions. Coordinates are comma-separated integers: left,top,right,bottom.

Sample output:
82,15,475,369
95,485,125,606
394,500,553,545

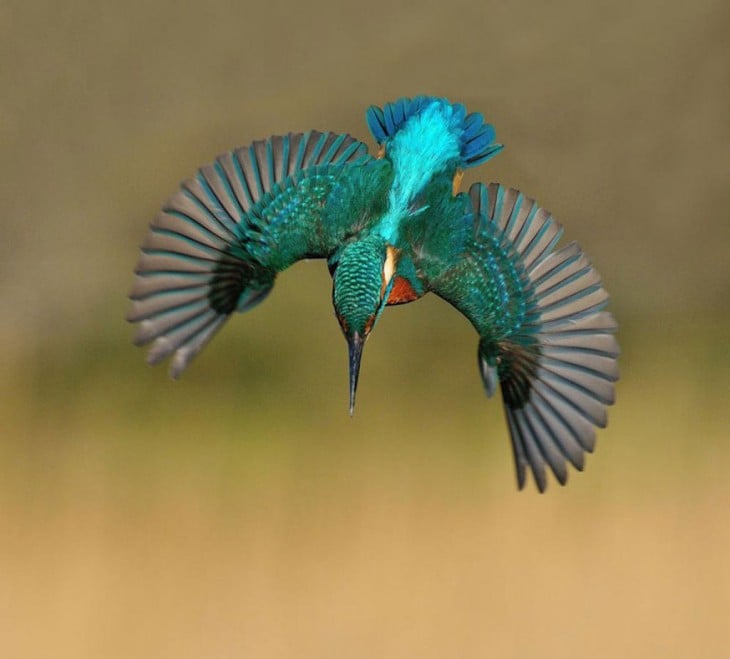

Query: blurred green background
1,0,729,657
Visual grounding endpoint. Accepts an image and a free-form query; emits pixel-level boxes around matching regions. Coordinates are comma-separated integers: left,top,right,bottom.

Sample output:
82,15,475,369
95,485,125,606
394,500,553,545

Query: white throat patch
381,245,398,295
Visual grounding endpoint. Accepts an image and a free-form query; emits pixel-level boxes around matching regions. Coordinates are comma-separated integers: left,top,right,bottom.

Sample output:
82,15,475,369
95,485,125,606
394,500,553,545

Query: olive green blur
1,0,728,657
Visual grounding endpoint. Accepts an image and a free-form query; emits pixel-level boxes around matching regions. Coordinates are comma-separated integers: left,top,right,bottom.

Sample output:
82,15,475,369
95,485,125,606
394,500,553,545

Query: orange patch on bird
387,276,420,305
452,169,464,195
381,245,399,297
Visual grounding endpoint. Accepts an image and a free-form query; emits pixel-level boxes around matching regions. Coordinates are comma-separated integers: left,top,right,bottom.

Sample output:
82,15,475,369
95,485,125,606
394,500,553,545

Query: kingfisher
128,96,619,491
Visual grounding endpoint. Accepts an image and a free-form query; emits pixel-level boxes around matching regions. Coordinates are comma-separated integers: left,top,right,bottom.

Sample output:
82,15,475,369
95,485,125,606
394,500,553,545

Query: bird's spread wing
427,182,619,491
366,96,503,169
127,131,370,377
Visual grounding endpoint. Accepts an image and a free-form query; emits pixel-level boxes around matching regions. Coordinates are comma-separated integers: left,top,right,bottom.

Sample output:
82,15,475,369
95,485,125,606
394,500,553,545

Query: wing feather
128,131,370,376
428,182,618,491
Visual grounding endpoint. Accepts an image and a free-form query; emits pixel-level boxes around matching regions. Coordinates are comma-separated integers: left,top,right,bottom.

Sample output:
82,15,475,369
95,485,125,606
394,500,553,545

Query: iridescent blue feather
366,96,503,168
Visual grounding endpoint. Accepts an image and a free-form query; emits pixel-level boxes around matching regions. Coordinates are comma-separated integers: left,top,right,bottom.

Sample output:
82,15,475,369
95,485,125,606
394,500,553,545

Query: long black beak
348,332,365,416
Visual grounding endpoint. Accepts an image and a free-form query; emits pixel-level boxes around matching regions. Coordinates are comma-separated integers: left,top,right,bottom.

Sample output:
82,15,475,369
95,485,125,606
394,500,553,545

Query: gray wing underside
127,131,370,377
434,182,619,491
471,183,619,492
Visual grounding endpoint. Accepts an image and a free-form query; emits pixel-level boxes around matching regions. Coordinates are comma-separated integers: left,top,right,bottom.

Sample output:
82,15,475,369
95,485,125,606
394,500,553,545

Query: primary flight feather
128,96,619,492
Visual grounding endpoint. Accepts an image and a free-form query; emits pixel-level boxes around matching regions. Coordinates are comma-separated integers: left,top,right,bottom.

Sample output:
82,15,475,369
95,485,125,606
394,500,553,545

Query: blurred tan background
1,0,729,657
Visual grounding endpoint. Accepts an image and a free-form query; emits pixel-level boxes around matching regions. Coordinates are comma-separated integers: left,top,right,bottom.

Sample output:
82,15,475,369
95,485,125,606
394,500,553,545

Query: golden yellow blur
1,0,729,657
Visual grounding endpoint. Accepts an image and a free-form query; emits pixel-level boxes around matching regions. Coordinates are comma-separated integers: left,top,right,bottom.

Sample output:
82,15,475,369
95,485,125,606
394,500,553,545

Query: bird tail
470,183,619,491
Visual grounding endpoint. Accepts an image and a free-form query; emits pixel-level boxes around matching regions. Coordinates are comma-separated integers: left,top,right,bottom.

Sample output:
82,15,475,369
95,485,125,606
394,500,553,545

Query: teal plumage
128,96,619,492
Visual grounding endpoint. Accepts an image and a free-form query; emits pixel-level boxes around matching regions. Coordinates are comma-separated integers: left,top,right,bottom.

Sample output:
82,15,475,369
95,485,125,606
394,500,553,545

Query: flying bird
128,96,619,491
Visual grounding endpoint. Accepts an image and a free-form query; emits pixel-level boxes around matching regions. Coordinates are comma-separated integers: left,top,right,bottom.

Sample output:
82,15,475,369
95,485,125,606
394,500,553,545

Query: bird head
331,236,398,415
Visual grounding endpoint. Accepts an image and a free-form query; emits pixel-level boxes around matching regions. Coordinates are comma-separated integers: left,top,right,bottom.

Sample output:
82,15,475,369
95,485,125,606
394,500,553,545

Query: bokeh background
2,0,729,657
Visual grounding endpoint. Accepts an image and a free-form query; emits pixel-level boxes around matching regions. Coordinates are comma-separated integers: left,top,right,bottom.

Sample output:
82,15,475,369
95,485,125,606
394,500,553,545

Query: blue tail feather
366,96,503,170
